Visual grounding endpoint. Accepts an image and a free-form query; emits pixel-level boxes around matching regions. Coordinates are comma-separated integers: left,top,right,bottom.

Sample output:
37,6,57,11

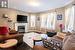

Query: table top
23,32,42,48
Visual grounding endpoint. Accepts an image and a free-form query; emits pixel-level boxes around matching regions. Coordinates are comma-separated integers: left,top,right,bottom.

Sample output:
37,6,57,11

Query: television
17,15,28,23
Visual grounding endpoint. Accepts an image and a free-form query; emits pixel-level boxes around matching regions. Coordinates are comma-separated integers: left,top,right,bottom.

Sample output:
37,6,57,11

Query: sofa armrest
0,39,18,48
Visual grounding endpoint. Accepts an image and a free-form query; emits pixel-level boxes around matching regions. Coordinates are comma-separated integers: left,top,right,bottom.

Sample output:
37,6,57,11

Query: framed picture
57,14,62,20
0,0,8,8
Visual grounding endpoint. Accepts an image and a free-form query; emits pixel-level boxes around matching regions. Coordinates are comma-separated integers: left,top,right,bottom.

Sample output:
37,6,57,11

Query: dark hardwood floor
17,42,32,50
0,42,32,50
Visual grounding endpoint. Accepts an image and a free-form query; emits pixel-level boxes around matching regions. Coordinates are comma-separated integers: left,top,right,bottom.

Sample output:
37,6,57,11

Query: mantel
15,23,28,33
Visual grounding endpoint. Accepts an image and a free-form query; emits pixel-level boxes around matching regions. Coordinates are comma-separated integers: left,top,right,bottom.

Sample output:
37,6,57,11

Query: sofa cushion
0,27,9,35
56,32,66,39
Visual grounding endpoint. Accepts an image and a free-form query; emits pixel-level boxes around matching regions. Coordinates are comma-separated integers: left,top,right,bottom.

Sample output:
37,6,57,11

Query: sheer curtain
40,14,47,28
30,14,36,27
40,12,56,30
65,6,74,33
47,12,56,30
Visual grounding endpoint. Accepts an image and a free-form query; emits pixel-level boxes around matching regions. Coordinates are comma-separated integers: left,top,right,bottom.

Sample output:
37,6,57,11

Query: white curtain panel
30,14,36,27
65,8,71,32
46,13,52,29
40,14,47,28
47,12,56,30
40,12,56,30
51,12,56,30
65,6,74,33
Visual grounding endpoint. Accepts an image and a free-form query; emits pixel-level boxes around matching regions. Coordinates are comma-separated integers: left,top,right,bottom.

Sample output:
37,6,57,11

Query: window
40,14,47,28
65,6,75,33
30,14,36,27
40,12,56,30
0,0,8,8
47,12,56,30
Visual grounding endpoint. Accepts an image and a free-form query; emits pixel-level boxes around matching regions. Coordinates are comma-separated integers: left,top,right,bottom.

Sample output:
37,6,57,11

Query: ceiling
8,0,73,13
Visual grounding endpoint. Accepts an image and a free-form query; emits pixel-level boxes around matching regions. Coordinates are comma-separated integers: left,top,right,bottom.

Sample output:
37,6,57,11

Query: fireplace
15,23,28,33
18,26,25,33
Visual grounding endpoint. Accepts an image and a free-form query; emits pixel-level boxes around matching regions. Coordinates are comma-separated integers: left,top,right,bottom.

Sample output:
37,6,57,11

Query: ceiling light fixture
27,0,40,7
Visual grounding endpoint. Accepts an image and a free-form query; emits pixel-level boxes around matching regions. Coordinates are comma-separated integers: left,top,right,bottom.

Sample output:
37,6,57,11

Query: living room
0,0,75,50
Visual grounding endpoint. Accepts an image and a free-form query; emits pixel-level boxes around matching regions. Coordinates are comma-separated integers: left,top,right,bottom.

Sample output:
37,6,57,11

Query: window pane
65,6,74,33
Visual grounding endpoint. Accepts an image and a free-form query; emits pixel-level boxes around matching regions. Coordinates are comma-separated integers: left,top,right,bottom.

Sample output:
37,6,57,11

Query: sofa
63,34,75,50
0,26,30,50
0,34,32,50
